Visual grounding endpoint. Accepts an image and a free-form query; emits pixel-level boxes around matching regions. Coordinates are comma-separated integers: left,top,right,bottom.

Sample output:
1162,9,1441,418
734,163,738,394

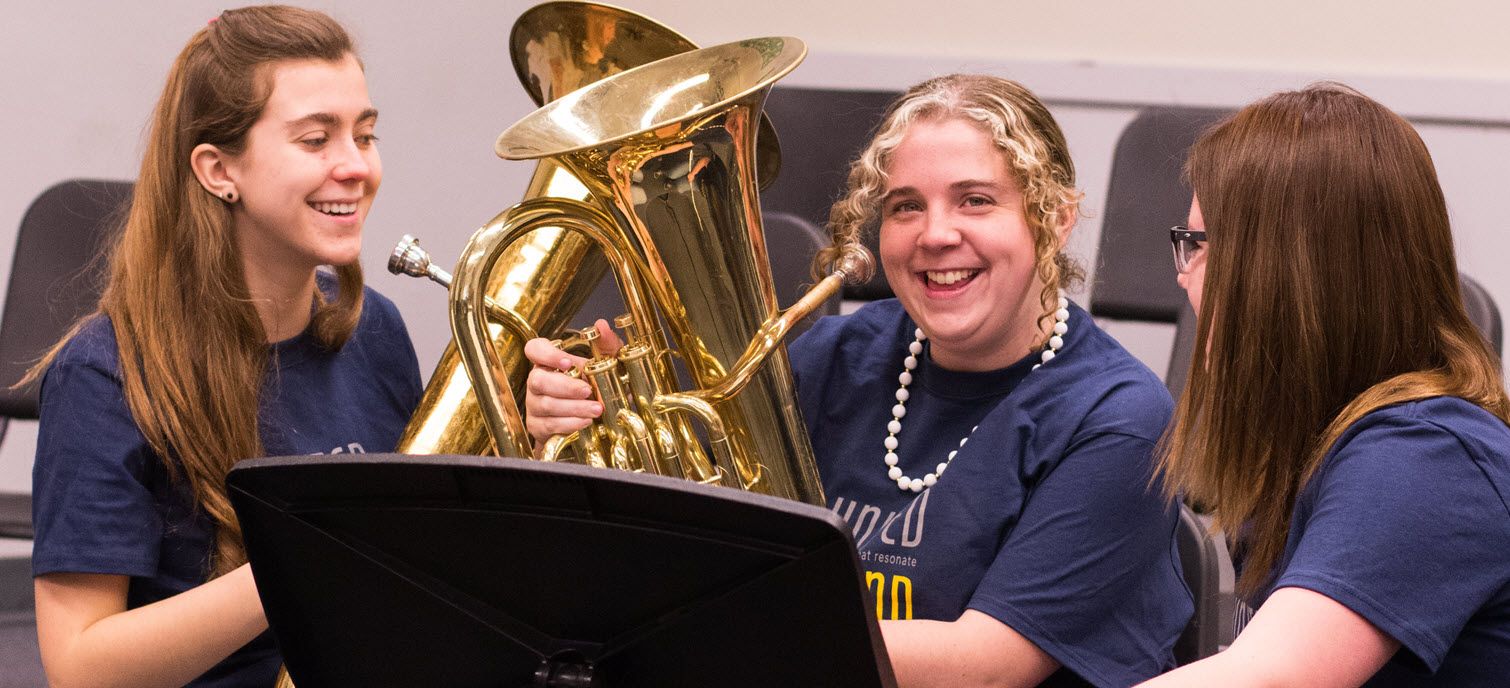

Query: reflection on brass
449,35,872,505
391,1,781,457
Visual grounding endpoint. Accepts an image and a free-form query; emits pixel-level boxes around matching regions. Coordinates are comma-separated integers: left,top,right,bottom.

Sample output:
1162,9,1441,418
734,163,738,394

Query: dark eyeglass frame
1169,226,1207,274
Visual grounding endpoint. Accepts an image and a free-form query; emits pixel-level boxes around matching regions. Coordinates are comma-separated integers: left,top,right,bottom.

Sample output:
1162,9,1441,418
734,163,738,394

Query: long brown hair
31,6,365,576
1159,84,1509,595
814,74,1084,330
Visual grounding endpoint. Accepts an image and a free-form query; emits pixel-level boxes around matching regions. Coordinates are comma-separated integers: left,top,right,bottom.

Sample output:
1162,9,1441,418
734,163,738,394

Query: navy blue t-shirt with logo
790,299,1191,688
1250,396,1510,686
31,284,423,687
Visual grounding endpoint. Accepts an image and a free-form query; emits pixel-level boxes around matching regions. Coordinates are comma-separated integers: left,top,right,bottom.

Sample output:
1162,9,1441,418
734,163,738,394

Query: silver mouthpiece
388,234,452,287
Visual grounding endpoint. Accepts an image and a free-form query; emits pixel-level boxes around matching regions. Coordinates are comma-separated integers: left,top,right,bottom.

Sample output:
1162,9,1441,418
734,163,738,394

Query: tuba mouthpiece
389,234,453,287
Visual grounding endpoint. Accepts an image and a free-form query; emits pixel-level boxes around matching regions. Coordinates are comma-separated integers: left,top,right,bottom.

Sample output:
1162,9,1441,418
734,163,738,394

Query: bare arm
34,564,268,688
1137,587,1398,688
881,610,1060,688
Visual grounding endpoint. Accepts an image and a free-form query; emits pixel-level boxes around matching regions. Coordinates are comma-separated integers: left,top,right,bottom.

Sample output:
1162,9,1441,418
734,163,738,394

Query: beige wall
2,0,1508,494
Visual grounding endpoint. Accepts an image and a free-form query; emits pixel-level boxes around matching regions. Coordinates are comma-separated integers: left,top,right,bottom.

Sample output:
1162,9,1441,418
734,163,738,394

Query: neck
929,295,1059,372
242,258,318,343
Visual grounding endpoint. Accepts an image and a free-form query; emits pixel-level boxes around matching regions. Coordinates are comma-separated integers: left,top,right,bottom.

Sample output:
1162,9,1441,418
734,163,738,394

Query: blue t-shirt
790,299,1191,688
31,284,423,688
1252,396,1510,686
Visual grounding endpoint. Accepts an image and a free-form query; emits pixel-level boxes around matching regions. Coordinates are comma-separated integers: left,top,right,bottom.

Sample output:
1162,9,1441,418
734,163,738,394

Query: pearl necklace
884,296,1070,493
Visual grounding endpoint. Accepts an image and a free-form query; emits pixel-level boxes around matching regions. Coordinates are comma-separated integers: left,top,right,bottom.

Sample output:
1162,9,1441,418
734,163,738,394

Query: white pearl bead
892,404,907,418
937,462,949,474
895,388,910,402
884,435,898,450
1057,296,1069,309
904,356,917,370
888,466,902,480
948,450,957,460
897,476,911,489
915,328,926,340
923,474,937,487
1049,335,1064,349
1040,349,1056,363
1055,308,1070,321
908,340,923,355
971,425,979,432
909,478,924,492
885,452,899,466
959,436,969,447
1054,321,1068,335
887,420,901,434
1032,363,1041,371
899,371,912,385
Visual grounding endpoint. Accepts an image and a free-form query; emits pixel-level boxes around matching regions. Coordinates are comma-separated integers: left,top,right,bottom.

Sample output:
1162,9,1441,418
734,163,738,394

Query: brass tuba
444,35,871,505
398,33,871,507
388,1,781,456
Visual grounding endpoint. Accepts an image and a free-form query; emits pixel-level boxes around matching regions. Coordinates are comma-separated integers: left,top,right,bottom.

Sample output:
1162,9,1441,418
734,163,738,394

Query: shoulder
47,314,122,381
1018,302,1173,444
1321,397,1510,512
790,299,910,372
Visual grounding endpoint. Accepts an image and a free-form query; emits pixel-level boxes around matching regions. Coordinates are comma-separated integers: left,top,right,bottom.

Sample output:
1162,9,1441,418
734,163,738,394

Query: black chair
1173,504,1236,665
1459,274,1502,357
761,86,901,302
0,179,129,539
1093,107,1231,324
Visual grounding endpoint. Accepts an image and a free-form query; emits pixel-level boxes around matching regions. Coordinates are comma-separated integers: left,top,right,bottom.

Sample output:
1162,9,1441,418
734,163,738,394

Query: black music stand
228,454,896,688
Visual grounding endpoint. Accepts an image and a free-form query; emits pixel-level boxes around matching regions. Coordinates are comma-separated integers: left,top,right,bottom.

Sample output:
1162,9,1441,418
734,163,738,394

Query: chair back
0,179,131,419
1459,273,1502,356
1173,504,1236,665
760,86,901,302
1094,107,1230,323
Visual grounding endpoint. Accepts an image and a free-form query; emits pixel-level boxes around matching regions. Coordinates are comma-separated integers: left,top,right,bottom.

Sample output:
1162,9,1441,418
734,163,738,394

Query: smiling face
223,54,380,290
879,117,1054,371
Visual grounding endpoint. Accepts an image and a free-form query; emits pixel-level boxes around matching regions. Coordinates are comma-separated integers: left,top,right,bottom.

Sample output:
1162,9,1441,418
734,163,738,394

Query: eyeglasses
1169,226,1207,274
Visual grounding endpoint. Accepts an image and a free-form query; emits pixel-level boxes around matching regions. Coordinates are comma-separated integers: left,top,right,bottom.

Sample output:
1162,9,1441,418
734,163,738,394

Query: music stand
228,454,896,688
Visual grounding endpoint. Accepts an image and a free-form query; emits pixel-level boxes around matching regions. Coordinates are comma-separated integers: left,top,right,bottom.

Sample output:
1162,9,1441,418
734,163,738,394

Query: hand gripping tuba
389,1,782,456
450,36,871,505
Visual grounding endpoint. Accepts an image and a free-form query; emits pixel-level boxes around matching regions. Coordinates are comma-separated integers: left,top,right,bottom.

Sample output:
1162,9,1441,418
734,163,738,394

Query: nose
330,140,373,182
916,209,962,249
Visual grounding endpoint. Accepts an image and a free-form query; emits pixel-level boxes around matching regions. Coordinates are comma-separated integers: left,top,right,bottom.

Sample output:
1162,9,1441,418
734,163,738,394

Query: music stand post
228,454,896,688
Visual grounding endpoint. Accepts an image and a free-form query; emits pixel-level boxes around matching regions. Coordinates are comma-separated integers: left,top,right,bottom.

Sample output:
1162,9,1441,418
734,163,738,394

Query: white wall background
2,0,1508,495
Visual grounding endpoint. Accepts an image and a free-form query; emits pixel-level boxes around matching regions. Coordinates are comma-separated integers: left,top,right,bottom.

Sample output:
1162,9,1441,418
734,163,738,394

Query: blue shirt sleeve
32,350,164,578
968,432,1187,685
1274,412,1510,672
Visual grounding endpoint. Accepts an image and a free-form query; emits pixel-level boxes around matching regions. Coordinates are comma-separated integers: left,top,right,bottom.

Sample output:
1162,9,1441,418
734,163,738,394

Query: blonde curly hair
813,74,1083,333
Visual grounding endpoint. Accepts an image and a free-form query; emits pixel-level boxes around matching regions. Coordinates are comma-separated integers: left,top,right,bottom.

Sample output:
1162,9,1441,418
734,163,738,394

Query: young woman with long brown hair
524,74,1192,688
29,6,421,687
1143,85,1509,686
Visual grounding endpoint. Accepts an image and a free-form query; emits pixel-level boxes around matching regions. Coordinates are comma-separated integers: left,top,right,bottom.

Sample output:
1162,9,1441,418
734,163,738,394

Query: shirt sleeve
966,432,1189,687
31,356,163,578
1273,415,1510,672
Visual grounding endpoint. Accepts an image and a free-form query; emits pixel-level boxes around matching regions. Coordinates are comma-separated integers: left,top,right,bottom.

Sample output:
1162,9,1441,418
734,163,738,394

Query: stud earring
224,190,237,202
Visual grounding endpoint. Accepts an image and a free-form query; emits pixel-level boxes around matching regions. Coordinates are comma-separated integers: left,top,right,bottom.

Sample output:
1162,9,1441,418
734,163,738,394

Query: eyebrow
880,179,1007,204
285,108,379,129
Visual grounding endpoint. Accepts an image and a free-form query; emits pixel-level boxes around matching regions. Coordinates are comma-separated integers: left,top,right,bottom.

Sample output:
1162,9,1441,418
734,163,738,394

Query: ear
1053,201,1078,250
190,143,238,202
